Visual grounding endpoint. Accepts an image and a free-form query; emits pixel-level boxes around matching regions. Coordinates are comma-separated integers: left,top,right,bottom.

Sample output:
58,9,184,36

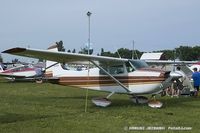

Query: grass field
0,79,199,133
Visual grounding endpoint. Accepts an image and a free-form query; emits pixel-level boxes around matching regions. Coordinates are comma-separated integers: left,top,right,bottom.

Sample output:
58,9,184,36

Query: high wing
2,47,128,64
2,47,131,92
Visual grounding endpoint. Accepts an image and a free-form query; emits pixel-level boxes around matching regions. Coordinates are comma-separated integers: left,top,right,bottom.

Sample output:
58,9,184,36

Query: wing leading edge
2,47,128,64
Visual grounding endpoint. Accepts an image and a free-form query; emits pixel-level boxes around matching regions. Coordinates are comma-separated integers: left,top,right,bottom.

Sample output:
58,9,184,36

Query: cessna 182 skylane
2,44,183,108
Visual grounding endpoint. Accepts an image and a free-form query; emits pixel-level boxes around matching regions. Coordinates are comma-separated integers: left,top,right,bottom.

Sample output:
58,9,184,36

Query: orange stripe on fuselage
56,76,165,86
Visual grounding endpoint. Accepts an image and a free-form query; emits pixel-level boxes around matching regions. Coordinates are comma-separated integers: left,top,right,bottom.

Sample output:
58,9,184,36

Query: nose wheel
148,95,163,108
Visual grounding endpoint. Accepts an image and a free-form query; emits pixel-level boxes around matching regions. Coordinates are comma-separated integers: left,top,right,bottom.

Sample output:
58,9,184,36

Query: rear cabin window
109,65,124,74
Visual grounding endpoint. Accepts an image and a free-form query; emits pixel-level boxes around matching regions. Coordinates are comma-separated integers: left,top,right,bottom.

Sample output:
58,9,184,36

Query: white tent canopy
140,52,164,60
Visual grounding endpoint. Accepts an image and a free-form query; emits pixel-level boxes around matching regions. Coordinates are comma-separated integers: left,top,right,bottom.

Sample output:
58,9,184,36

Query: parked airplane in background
2,43,183,108
189,62,200,72
0,64,43,81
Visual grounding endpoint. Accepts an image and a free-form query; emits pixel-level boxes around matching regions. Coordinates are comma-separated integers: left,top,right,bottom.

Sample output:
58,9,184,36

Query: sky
0,0,200,62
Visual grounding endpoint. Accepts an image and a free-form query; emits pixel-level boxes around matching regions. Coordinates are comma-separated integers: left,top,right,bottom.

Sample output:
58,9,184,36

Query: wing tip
2,47,26,54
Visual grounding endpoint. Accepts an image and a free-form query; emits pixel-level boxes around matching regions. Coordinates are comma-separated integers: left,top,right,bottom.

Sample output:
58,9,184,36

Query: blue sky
1,0,200,62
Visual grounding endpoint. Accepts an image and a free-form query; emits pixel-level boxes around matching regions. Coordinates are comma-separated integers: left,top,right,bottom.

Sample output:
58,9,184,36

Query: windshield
129,60,149,69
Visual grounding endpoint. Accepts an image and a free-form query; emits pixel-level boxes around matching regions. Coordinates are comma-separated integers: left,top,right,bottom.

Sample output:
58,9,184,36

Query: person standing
192,68,200,96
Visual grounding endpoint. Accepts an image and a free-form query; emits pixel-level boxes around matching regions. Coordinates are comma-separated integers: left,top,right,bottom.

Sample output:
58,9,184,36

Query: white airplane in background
0,64,43,81
2,44,183,108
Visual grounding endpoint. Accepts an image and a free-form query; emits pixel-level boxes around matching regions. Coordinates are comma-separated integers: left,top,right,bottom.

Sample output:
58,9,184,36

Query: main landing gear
92,93,163,108
131,96,149,104
91,92,114,107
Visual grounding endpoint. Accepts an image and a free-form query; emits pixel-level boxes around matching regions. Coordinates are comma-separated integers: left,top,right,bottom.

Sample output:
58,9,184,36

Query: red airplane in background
0,64,43,81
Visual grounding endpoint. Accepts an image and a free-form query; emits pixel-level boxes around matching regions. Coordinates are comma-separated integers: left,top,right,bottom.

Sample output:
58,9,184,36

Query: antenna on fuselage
114,46,122,58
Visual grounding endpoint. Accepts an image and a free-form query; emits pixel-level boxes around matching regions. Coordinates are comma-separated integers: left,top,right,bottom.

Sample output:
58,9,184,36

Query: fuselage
45,60,169,95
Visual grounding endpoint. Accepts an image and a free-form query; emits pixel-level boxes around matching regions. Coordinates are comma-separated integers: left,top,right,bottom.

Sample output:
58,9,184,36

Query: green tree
100,48,143,59
100,48,104,55
191,46,200,60
101,51,116,57
159,50,174,60
72,49,76,53
79,48,93,55
151,45,200,61
115,48,132,59
0,54,3,62
56,40,65,52
176,46,193,61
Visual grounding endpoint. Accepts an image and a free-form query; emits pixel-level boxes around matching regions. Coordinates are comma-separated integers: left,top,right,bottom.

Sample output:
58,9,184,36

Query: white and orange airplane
2,44,183,108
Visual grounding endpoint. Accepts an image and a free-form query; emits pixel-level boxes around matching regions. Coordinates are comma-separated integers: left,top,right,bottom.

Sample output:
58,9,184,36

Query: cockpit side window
99,64,125,75
125,62,135,72
129,60,149,69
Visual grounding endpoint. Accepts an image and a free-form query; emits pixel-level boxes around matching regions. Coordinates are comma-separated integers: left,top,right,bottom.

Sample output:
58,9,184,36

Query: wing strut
90,60,130,93
45,62,59,70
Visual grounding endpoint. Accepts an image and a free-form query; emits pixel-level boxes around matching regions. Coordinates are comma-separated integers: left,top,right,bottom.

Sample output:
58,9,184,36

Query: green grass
0,80,199,133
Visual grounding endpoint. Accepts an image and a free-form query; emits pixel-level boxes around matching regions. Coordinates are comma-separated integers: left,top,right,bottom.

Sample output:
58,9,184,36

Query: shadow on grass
48,95,147,106
35,95,200,109
0,113,57,124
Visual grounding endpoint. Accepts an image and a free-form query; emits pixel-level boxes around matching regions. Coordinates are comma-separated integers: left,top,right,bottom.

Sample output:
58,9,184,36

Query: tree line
0,54,3,62
65,45,200,61
99,45,200,61
55,41,200,61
